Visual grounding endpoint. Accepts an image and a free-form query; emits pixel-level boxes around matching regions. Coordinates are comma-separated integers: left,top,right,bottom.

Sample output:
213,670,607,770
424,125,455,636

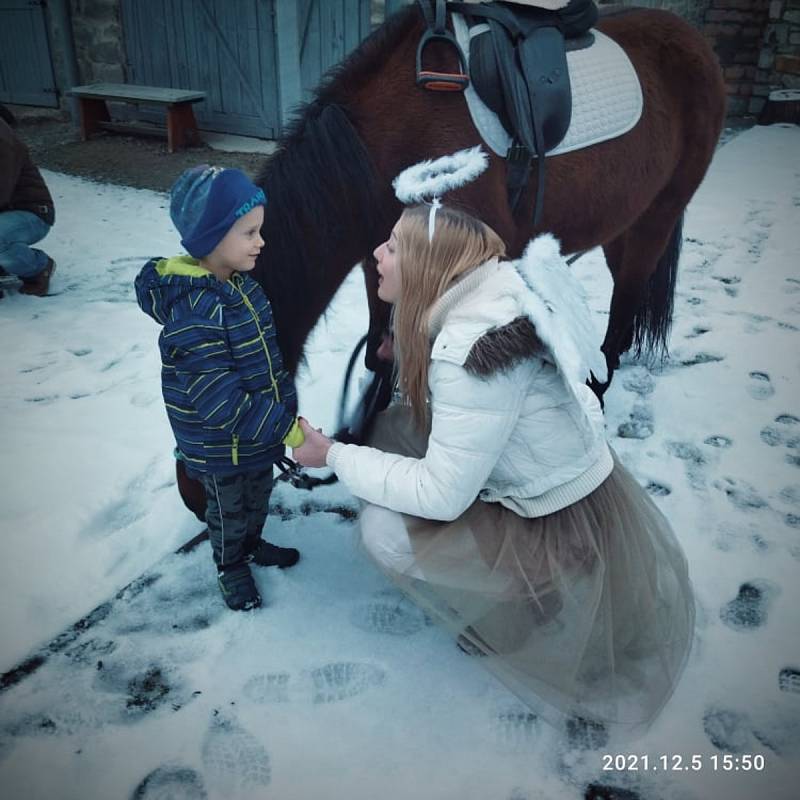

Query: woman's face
373,224,401,304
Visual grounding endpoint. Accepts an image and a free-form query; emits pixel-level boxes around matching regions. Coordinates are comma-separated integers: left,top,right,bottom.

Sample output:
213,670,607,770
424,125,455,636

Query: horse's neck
257,104,394,372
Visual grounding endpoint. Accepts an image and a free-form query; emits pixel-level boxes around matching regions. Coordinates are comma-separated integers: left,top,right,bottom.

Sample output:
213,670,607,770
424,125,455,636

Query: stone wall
42,0,126,112
69,0,127,84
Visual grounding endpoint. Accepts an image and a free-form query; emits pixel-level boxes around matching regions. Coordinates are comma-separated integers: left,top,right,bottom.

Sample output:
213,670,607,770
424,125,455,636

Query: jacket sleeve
327,359,533,521
165,315,297,444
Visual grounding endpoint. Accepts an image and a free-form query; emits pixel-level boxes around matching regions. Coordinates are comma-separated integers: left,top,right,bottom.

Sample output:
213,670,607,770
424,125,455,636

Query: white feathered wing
513,233,607,385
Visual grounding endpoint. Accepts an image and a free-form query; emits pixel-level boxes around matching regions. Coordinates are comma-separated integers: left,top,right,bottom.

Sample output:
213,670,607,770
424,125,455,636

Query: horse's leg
176,459,207,522
599,193,686,390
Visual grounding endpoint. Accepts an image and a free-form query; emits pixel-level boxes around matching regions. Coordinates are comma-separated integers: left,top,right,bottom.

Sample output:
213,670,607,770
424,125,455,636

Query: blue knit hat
169,165,267,258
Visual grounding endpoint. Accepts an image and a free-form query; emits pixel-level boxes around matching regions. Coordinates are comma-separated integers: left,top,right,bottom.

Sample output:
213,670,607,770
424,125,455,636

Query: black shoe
217,562,261,611
19,257,55,296
246,539,300,569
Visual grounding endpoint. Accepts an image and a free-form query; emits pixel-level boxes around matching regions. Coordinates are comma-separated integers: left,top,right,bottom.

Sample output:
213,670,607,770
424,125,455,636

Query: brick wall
601,0,800,119
700,0,771,118
756,0,800,112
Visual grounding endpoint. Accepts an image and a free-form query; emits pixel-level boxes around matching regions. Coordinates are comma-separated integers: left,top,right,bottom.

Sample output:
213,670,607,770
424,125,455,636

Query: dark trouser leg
242,468,300,568
200,472,249,568
242,469,274,552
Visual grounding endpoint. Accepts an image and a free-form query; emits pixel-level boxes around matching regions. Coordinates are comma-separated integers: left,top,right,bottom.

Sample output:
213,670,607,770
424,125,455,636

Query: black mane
253,6,419,374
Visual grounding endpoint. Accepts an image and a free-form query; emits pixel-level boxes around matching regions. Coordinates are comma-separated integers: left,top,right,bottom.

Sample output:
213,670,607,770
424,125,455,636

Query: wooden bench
68,83,207,153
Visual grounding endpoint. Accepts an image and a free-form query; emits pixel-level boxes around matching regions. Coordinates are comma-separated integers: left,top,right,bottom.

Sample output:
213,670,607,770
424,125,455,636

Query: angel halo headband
392,146,489,242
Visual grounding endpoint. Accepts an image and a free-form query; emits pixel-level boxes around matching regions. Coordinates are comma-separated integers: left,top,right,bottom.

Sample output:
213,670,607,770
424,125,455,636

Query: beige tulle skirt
359,406,695,729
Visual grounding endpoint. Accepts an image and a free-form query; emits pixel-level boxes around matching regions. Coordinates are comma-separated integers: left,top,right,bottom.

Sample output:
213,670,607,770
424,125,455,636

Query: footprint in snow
94,661,175,718
349,589,429,636
242,672,291,704
703,707,760,753
620,368,655,396
241,662,386,706
685,324,711,339
679,352,724,367
131,765,208,800
760,414,800,448
719,580,779,631
712,274,741,297
617,404,654,440
785,277,800,294
704,705,800,757
666,441,708,489
201,713,271,797
748,371,775,400
644,481,671,497
492,702,540,752
779,668,800,695
566,716,608,751
713,476,768,511
704,435,732,449
311,661,386,704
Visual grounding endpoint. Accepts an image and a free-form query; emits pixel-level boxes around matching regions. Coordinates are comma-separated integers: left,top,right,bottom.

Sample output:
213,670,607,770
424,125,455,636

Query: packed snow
0,123,798,799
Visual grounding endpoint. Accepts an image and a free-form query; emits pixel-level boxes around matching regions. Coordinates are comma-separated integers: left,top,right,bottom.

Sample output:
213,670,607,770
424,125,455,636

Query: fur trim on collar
464,316,543,377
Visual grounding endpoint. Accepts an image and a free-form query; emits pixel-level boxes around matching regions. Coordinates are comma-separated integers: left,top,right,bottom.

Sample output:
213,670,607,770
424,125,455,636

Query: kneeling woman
294,202,694,729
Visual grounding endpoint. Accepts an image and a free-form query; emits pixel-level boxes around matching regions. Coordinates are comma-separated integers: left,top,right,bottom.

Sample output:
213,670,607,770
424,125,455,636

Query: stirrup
416,28,469,91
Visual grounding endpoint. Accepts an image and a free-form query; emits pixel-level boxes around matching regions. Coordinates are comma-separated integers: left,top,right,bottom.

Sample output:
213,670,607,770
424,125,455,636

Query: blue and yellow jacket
135,256,303,475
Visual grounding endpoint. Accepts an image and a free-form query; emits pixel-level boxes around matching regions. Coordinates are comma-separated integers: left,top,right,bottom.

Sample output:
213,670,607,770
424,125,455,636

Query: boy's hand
292,417,333,468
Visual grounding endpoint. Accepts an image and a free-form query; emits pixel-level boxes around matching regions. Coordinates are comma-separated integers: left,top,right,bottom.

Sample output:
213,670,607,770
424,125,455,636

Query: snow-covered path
0,124,798,800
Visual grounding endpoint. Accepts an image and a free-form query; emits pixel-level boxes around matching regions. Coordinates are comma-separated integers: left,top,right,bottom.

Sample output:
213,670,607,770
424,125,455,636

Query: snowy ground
0,124,798,800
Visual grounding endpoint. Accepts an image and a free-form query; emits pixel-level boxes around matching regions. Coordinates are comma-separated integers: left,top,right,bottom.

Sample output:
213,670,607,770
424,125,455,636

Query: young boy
135,165,304,611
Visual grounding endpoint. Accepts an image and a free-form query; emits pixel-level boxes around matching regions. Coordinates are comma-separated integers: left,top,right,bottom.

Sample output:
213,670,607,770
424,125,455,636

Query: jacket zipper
232,278,281,400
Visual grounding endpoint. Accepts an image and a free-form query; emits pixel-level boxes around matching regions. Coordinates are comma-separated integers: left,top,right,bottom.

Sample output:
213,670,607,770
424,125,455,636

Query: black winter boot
246,539,300,569
217,562,261,611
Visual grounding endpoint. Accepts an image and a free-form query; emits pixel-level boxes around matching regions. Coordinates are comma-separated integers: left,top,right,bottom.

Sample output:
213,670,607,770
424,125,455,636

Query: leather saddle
416,0,598,225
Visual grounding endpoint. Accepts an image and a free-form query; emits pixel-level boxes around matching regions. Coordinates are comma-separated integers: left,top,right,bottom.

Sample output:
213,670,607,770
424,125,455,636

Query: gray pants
199,469,274,568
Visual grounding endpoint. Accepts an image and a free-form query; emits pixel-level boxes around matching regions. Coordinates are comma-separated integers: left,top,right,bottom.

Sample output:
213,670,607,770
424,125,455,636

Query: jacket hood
135,256,230,324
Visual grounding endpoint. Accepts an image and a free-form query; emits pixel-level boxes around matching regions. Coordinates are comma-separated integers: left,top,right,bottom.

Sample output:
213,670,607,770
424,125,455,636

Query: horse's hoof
587,373,611,407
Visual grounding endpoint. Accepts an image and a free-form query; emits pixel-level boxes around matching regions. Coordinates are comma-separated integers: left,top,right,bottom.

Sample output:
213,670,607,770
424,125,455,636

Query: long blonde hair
392,204,506,430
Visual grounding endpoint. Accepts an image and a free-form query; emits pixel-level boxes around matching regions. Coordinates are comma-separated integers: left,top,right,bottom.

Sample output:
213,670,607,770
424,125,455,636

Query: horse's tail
631,211,683,362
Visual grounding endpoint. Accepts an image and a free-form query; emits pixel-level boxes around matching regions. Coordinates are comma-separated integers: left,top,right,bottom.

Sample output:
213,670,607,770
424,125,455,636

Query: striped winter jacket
135,256,302,475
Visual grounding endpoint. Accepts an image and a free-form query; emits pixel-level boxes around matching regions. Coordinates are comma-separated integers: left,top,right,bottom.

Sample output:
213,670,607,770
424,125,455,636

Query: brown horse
177,4,726,517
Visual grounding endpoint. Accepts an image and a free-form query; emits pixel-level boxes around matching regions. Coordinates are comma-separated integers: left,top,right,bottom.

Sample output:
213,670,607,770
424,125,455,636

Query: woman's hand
292,417,333,468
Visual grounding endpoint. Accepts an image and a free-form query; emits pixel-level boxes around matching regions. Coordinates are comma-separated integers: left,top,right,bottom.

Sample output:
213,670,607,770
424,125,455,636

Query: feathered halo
392,146,489,241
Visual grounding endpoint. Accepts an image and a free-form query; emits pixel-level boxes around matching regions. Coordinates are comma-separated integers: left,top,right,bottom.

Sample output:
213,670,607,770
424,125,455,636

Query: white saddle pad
453,13,643,158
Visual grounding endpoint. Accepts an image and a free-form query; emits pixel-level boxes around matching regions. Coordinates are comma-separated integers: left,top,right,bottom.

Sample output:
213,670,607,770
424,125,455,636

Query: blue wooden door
0,0,58,107
297,0,371,100
121,0,281,138
122,0,373,138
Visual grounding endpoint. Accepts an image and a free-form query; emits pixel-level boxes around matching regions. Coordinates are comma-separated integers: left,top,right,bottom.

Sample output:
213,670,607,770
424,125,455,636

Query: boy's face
207,205,265,275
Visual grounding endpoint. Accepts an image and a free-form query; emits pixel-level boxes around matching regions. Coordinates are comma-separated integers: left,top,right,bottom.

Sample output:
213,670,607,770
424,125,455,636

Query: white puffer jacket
326,240,613,522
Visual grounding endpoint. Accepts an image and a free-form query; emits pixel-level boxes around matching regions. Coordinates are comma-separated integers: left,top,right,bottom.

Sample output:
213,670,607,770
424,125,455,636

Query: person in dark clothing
0,107,56,296
135,166,303,611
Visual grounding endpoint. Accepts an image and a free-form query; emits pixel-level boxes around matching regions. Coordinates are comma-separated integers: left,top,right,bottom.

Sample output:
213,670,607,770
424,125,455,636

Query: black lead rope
274,455,338,490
